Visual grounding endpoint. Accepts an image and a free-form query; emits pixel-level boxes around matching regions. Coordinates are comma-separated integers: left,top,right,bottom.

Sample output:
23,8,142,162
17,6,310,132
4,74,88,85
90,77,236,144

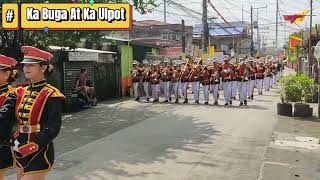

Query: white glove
13,139,20,152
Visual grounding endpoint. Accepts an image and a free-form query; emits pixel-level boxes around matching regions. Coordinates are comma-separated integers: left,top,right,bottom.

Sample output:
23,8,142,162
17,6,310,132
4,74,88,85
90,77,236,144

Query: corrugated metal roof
193,21,250,37
49,46,117,54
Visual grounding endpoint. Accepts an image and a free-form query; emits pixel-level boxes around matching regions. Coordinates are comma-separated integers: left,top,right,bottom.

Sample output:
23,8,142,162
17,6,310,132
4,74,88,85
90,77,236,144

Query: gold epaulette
7,85,15,95
46,84,66,99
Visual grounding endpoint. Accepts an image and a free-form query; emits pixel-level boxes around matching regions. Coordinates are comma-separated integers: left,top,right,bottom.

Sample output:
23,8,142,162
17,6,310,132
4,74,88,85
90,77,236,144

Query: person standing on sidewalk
0,55,17,180
13,46,65,180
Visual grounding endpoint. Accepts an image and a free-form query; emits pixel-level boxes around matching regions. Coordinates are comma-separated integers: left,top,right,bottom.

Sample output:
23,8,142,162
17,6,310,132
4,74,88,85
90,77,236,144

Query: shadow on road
52,99,221,179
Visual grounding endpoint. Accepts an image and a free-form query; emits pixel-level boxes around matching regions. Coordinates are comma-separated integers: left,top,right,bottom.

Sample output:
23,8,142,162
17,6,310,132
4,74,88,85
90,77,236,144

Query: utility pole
276,0,279,52
309,0,313,76
202,0,209,54
164,0,167,23
251,6,254,57
182,19,186,53
242,4,244,22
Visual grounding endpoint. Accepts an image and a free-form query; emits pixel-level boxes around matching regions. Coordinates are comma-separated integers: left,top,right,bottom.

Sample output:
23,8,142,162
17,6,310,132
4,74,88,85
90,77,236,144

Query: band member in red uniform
200,66,210,105
131,61,141,101
142,64,151,102
210,59,221,105
150,66,160,102
180,63,190,104
161,61,171,103
171,64,181,103
220,55,233,105
264,60,272,92
256,61,265,95
13,46,65,180
236,60,249,106
0,55,17,180
189,65,200,104
248,58,257,99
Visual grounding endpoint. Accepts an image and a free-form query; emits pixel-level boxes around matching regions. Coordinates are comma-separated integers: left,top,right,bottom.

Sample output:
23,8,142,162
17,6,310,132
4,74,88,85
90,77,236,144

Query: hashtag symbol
6,9,14,22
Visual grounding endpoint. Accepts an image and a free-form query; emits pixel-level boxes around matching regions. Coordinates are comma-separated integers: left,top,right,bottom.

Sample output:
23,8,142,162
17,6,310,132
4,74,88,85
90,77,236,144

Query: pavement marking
263,161,291,167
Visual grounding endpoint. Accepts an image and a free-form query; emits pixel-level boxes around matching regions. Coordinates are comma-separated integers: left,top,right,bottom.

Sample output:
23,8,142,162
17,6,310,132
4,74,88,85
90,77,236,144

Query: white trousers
151,84,159,100
163,81,171,100
264,77,271,91
133,82,139,99
256,79,263,93
231,81,238,98
203,85,209,102
223,81,232,102
143,82,150,99
239,81,248,103
180,82,188,99
211,84,219,101
248,80,255,97
172,82,179,99
192,81,200,101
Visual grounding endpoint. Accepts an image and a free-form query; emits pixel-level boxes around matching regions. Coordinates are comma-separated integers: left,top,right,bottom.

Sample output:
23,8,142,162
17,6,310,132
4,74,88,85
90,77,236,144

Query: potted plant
293,74,314,117
277,75,296,117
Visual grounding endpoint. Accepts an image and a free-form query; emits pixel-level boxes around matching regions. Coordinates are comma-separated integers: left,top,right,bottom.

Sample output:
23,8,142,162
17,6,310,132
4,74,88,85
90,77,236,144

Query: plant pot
277,103,293,117
293,103,313,117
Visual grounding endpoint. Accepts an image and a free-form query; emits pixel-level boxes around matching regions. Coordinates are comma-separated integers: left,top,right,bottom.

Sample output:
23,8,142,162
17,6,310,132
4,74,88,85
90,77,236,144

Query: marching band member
236,60,249,106
171,64,181,104
264,60,272,92
0,55,17,180
180,62,189,104
248,58,257,99
230,61,238,101
142,63,151,102
256,61,265,95
210,59,221,105
200,65,210,105
161,60,171,103
131,61,141,101
220,55,233,105
189,65,200,104
13,46,65,180
150,65,160,102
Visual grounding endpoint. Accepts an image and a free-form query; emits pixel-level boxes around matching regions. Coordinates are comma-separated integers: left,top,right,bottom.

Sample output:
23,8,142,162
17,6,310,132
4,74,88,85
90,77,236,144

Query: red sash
15,86,54,140
0,94,8,107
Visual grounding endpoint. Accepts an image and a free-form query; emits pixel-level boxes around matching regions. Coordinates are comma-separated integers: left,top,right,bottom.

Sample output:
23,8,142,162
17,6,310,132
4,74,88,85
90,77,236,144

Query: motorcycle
69,88,97,112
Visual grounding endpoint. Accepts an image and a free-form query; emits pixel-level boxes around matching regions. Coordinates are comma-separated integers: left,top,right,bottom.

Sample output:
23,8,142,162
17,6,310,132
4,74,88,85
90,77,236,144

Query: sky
132,0,320,49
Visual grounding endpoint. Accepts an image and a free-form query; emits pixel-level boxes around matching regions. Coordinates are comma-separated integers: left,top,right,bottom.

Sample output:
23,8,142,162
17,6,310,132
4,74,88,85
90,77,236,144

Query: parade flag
283,10,309,24
289,36,302,50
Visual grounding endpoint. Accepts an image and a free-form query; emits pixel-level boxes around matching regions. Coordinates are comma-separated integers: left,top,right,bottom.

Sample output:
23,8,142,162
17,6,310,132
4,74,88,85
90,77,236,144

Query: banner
2,3,132,30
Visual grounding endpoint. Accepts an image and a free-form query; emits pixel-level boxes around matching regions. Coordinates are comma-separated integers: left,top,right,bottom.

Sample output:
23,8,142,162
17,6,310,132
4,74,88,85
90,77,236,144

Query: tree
0,0,158,61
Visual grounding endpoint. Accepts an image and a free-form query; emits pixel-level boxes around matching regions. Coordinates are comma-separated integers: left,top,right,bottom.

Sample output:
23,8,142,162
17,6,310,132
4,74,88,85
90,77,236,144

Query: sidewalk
259,68,320,180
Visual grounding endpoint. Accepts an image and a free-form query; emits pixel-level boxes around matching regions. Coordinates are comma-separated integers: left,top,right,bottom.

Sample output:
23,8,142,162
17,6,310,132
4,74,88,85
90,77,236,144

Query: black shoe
195,100,199,104
135,97,139,101
204,102,208,105
153,100,157,102
183,99,188,104
239,102,243,106
233,97,236,100
156,99,159,102
169,97,172,102
225,102,229,106
175,99,179,104
258,92,262,95
147,98,150,102
244,100,247,105
251,95,254,99
267,89,270,91
214,101,218,105
229,101,232,105
164,100,169,103
217,94,220,98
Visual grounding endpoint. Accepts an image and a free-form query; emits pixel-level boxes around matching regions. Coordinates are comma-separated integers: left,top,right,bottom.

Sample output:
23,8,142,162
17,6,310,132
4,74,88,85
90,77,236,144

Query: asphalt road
8,83,281,180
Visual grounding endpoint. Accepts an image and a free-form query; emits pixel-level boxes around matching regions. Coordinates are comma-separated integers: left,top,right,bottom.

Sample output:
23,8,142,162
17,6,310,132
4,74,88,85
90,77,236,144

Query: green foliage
279,74,317,103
